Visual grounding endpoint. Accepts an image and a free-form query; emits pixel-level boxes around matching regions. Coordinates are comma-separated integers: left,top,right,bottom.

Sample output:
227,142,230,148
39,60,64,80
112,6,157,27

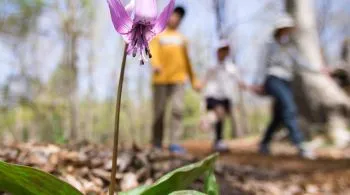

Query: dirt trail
183,139,350,195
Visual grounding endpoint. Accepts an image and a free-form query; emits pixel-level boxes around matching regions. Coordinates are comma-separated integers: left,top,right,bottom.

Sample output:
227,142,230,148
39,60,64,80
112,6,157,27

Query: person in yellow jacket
150,6,200,153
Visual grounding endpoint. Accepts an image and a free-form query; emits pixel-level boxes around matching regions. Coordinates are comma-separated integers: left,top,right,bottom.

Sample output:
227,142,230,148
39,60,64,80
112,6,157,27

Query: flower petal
145,30,156,42
107,0,133,37
135,0,157,22
125,0,135,17
151,0,175,34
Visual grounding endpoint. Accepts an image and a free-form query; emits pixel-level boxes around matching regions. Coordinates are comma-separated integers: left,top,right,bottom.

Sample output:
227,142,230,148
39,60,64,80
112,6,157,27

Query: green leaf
121,153,218,195
0,161,82,195
120,185,150,195
142,153,218,195
169,190,207,195
204,169,219,195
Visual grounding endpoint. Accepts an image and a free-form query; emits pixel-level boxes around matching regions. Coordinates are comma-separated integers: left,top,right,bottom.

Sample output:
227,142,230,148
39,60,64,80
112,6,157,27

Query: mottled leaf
120,153,218,195
0,161,82,195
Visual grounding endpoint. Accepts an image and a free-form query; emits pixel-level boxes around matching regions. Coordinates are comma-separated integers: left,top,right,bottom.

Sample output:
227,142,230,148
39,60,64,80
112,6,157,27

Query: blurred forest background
0,0,349,145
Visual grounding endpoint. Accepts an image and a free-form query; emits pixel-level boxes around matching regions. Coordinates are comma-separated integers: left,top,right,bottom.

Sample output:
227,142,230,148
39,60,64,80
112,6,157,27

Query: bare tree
287,0,350,147
84,0,99,141
0,0,50,141
213,0,226,38
212,0,248,137
54,0,95,141
315,0,350,65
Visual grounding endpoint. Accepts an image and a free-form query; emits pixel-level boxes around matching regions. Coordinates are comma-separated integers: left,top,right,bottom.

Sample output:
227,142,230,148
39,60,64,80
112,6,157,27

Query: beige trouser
152,84,185,147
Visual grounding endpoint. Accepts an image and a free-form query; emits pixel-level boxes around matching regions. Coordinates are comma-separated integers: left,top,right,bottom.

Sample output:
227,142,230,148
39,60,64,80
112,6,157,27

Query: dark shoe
153,143,163,150
259,144,270,155
214,141,229,153
169,144,186,155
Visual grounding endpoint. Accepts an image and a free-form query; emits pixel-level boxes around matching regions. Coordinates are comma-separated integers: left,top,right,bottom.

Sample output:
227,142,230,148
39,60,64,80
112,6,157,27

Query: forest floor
1,137,350,195
184,138,350,195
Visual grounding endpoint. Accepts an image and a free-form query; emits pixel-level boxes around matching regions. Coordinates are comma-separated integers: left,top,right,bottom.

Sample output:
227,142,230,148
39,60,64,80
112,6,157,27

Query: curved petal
145,30,157,42
121,33,133,44
135,0,157,22
151,0,175,34
107,0,133,36
125,0,135,17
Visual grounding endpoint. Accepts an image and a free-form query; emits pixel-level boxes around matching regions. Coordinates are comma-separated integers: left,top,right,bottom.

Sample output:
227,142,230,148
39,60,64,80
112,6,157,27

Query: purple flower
107,0,175,64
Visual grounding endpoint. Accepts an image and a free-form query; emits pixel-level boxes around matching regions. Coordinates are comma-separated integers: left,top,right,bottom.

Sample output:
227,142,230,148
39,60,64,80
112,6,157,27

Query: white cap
216,39,230,50
274,14,295,30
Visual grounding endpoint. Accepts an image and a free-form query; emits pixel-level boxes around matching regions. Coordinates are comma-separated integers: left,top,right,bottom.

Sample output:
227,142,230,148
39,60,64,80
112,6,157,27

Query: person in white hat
251,14,319,158
200,39,244,152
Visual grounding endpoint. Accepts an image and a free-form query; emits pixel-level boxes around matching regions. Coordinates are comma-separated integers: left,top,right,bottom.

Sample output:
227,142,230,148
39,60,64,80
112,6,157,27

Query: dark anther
145,48,152,58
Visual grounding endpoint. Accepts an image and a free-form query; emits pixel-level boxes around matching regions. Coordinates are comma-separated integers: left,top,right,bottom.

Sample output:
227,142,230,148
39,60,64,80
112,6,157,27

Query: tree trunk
341,39,350,71
287,0,350,148
85,33,97,141
69,33,79,141
63,0,82,142
63,25,79,142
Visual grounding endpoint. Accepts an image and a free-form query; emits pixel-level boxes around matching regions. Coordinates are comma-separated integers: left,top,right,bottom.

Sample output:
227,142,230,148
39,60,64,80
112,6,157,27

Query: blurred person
251,15,320,158
150,6,200,153
200,40,244,152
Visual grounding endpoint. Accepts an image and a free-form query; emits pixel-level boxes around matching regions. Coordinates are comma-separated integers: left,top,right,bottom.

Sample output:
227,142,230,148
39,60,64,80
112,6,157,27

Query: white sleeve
226,63,240,80
202,67,215,84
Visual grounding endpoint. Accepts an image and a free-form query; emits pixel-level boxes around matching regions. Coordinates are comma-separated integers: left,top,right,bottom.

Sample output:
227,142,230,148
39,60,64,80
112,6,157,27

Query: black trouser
206,98,231,143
